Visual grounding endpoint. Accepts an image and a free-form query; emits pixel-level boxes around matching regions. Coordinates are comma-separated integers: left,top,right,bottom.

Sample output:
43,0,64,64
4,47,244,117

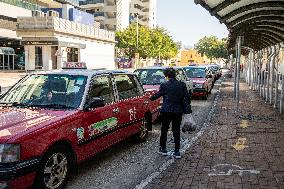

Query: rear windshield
134,69,167,85
184,67,206,78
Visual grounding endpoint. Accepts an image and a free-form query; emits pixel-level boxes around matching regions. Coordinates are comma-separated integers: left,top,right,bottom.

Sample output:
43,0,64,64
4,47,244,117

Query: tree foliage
195,36,227,61
115,24,178,59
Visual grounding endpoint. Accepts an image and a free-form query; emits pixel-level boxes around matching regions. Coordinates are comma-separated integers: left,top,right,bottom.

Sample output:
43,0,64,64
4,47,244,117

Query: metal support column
274,73,280,108
270,46,276,104
236,36,242,111
280,75,284,114
260,70,264,97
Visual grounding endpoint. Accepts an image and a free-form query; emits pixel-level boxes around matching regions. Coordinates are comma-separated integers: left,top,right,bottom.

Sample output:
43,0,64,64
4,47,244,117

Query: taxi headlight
0,144,20,163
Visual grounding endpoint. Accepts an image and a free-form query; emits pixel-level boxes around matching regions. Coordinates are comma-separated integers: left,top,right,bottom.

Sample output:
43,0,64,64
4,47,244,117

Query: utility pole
134,14,139,68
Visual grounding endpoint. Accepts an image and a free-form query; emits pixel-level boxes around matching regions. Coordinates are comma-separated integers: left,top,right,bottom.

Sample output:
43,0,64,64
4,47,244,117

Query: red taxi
182,66,213,100
0,63,159,189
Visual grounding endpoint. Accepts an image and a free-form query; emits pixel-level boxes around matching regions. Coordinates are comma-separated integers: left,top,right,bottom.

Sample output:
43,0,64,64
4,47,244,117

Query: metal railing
17,16,115,42
245,44,284,114
0,0,43,11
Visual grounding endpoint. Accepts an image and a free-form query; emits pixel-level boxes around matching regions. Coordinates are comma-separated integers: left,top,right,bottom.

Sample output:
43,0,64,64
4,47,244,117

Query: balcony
17,17,115,42
104,5,116,12
79,0,104,5
93,12,105,17
104,17,116,25
0,0,43,11
56,0,79,7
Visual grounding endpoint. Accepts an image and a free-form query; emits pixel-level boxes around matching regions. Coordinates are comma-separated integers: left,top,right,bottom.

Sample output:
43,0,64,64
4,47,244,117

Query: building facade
0,0,116,71
129,0,156,28
79,0,156,31
179,49,211,66
80,0,130,31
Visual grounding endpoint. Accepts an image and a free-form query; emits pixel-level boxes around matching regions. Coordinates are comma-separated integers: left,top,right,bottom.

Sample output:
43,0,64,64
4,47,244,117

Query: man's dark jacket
150,78,191,114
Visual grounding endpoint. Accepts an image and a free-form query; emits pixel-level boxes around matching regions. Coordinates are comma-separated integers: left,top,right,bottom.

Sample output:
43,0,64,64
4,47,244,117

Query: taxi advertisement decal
88,117,118,137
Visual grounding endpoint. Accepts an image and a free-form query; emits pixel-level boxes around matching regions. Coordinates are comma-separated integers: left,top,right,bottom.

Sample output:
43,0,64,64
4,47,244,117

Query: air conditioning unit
47,10,60,17
32,10,45,17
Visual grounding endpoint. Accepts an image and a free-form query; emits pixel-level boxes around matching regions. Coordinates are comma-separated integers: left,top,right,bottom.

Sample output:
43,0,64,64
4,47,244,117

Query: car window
134,69,166,85
88,75,114,104
114,74,142,100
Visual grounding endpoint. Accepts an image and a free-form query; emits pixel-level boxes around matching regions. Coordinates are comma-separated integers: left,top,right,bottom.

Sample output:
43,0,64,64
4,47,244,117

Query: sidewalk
0,72,26,92
144,79,284,189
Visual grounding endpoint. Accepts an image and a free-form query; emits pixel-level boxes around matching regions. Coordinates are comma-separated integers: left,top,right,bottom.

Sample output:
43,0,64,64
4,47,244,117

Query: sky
156,0,229,47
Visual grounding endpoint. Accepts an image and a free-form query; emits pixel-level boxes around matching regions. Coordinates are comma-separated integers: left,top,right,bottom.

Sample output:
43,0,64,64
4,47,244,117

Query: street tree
195,36,227,62
115,24,178,60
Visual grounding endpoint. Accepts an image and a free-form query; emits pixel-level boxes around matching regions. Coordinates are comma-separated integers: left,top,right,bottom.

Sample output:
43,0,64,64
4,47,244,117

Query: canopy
194,0,284,51
0,47,15,55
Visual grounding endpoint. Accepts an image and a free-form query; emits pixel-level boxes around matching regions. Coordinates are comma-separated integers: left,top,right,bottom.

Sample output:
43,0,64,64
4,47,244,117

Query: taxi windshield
134,69,167,85
184,67,206,78
0,74,87,109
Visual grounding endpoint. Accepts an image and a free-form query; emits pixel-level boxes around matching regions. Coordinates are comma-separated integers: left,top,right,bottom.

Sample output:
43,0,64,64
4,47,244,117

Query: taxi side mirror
85,97,105,110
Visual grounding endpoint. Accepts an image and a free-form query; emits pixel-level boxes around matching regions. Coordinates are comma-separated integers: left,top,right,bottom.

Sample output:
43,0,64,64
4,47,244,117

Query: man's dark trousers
160,112,183,152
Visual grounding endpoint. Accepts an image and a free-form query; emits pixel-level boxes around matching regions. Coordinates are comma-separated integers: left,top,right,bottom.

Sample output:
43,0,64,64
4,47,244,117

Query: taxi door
80,74,119,158
112,74,145,138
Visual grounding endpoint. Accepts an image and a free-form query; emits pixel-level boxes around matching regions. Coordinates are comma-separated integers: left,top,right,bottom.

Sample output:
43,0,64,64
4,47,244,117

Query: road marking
134,88,221,189
239,120,249,128
208,164,260,176
232,137,248,151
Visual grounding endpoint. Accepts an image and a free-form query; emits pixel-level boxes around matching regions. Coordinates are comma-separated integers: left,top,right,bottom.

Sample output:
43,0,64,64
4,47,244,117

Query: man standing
150,68,191,159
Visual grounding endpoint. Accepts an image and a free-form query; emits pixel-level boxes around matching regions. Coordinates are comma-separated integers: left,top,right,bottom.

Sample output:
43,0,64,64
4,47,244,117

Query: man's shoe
158,148,168,156
173,151,181,159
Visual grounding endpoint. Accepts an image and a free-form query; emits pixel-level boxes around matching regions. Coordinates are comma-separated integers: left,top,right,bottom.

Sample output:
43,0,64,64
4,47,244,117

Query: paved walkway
145,79,284,189
0,72,26,92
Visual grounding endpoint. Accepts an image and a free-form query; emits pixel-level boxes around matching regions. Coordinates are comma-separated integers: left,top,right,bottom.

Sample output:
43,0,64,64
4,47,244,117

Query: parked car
0,63,160,189
134,66,193,94
182,66,213,100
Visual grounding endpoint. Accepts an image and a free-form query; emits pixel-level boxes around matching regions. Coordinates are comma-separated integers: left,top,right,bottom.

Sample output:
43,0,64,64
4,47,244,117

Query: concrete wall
24,36,115,71
0,2,32,18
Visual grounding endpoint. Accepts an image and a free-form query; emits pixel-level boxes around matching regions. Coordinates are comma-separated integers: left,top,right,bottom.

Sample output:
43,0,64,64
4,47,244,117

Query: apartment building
79,0,156,31
129,0,156,28
0,0,116,71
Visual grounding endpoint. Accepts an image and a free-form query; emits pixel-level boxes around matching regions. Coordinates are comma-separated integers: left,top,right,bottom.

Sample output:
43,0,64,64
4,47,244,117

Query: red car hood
0,107,76,142
192,78,206,84
143,85,160,91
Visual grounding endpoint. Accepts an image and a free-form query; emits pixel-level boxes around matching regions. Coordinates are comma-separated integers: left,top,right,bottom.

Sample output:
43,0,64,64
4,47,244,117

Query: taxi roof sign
63,62,87,69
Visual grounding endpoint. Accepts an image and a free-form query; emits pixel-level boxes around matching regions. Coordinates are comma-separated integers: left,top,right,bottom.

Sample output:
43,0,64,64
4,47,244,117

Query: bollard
274,74,280,108
280,75,284,114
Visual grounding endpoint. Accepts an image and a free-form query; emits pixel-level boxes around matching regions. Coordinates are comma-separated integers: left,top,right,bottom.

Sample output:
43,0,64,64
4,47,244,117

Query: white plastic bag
181,114,196,132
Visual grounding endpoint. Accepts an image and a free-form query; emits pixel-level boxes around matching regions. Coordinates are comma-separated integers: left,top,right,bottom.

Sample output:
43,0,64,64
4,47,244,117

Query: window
88,76,114,104
134,69,166,85
67,48,79,62
35,46,43,69
114,74,142,100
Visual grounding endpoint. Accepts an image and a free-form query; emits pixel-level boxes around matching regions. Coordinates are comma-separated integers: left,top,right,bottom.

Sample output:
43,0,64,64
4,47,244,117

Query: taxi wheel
35,145,73,189
135,118,149,142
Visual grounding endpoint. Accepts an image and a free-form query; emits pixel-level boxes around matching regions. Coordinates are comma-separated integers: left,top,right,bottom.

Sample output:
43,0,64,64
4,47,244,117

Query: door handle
113,108,120,114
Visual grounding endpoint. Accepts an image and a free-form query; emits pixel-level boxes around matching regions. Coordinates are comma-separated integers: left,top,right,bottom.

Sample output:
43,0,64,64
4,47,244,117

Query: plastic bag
181,114,196,133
